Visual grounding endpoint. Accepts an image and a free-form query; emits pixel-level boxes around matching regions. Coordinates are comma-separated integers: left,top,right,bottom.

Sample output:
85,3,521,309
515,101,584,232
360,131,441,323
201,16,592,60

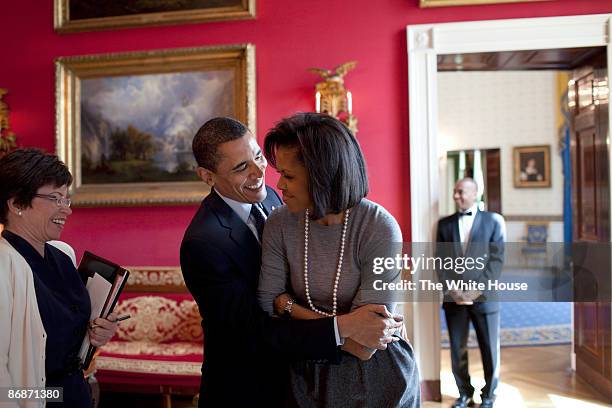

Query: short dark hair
264,112,368,219
0,148,73,225
192,117,249,171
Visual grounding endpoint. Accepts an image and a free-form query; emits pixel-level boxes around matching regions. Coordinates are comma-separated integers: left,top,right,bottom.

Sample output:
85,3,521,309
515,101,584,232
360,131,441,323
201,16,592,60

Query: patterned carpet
440,302,572,348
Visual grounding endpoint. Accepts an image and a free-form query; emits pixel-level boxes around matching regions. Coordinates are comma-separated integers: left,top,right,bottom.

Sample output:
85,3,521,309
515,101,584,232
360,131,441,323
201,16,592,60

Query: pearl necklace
303,208,350,317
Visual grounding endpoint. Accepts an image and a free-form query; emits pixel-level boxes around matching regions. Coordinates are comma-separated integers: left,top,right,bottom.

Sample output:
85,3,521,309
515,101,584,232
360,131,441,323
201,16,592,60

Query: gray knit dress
258,199,420,408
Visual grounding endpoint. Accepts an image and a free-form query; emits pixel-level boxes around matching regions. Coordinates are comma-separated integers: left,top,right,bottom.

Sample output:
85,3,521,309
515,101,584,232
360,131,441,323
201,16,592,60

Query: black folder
77,251,130,370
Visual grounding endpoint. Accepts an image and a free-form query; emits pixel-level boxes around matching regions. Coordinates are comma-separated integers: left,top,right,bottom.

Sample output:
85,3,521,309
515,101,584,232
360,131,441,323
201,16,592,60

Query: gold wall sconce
0,88,16,158
309,61,358,135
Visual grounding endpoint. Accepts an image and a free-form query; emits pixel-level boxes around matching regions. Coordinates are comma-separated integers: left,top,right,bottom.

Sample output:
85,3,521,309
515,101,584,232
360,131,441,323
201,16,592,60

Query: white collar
459,203,479,217
469,203,479,215
216,189,254,225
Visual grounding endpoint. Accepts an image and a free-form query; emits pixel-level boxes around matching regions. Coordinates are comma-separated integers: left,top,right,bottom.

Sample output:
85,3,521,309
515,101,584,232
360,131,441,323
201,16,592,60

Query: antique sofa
94,267,203,408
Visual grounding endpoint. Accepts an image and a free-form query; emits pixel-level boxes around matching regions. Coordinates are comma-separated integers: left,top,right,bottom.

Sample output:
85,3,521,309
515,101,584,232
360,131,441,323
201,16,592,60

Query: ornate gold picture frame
420,0,551,7
56,44,256,207
513,145,551,188
54,0,255,33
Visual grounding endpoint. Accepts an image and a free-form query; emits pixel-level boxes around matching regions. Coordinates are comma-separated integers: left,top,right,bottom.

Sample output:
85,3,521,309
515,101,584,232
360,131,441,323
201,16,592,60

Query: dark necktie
250,204,266,241
459,211,472,217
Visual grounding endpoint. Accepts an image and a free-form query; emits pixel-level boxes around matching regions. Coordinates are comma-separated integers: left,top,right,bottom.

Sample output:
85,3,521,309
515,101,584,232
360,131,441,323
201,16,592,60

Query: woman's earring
17,210,22,216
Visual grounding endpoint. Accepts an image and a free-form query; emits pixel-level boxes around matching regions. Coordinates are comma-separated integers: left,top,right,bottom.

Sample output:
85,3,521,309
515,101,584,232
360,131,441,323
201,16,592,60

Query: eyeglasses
34,194,72,208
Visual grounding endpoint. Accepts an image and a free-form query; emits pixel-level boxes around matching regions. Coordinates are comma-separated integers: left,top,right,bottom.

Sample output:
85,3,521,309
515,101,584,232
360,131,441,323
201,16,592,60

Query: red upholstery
95,269,202,396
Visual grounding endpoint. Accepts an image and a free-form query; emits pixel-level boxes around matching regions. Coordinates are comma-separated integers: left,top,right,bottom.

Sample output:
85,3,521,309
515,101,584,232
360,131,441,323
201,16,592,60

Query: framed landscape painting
56,44,255,206
54,0,255,33
420,0,551,7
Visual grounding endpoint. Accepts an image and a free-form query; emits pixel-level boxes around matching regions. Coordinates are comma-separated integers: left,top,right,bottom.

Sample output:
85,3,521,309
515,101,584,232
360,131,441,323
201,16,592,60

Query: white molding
408,14,611,54
406,13,612,387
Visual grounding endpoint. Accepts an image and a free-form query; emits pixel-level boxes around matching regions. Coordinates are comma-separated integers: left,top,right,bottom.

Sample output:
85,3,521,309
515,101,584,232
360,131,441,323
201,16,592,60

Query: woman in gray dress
257,113,420,408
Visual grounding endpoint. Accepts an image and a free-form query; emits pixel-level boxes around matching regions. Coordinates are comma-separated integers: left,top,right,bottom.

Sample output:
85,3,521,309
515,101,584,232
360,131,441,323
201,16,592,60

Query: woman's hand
274,293,293,316
336,304,402,350
88,312,119,347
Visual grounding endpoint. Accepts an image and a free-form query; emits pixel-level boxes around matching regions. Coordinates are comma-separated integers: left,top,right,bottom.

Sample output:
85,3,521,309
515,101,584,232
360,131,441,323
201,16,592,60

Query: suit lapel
260,200,275,217
465,211,482,257
209,191,260,248
451,214,463,257
206,188,283,285
208,190,261,283
260,188,281,216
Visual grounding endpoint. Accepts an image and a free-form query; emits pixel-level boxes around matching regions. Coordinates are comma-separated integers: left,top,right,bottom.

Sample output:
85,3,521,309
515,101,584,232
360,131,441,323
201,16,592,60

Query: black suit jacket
436,210,505,312
180,187,339,406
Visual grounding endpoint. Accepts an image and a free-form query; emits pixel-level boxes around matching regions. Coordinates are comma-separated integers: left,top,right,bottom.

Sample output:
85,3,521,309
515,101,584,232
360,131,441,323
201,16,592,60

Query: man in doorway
436,178,505,408
180,117,403,407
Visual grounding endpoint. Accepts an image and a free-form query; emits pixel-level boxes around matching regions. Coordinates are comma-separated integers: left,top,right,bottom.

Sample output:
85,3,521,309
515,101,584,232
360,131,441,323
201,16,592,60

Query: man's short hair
192,117,248,171
457,177,478,190
264,112,368,219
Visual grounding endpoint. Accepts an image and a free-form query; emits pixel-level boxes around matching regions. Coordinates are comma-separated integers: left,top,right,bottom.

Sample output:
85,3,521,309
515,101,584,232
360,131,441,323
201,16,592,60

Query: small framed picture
513,145,551,188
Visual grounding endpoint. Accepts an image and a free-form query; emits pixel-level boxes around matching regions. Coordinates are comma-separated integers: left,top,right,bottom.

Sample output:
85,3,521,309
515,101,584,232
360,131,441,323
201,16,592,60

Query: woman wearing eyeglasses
0,148,118,407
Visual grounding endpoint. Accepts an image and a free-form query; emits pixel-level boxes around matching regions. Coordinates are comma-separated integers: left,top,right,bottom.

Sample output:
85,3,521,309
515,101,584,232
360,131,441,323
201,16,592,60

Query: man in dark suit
180,117,403,407
436,178,505,408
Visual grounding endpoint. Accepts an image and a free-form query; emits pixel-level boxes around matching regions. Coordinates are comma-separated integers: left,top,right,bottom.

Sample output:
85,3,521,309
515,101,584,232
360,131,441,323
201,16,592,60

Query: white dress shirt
217,189,265,242
458,203,479,254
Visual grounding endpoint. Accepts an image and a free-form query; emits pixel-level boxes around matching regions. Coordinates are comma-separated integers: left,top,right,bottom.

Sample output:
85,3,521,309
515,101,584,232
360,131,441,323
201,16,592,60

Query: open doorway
436,46,606,406
406,14,612,406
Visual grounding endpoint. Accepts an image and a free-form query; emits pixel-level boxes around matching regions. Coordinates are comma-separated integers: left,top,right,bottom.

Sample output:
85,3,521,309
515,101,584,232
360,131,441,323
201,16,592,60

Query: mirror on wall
443,148,501,216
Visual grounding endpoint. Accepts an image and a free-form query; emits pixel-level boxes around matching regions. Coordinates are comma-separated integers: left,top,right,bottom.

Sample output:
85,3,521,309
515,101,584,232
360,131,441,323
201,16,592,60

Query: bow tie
459,211,473,216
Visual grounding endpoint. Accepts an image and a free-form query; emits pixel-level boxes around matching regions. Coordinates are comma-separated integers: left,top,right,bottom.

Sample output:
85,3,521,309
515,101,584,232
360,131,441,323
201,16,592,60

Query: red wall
1,0,610,265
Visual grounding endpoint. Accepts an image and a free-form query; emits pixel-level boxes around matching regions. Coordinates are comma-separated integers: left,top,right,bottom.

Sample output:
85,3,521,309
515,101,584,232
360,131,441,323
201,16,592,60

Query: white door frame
406,13,612,394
